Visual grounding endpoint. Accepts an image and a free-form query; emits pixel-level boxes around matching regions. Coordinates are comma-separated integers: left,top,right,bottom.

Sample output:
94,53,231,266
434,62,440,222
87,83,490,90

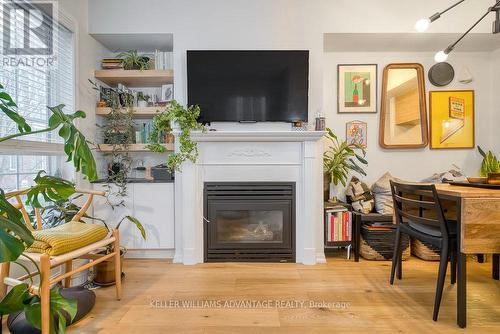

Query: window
0,3,75,190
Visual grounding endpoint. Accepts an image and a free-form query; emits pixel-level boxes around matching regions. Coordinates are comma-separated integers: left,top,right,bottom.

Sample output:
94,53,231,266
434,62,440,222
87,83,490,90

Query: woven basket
411,238,440,261
360,226,410,261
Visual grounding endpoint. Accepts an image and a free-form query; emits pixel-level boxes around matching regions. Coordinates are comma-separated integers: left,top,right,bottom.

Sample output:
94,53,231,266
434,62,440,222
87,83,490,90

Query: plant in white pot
136,92,150,108
323,128,367,202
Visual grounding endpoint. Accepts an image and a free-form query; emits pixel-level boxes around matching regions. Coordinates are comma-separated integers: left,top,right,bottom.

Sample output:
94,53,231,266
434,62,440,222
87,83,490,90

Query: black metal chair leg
390,228,401,285
450,243,457,285
477,254,484,263
433,244,449,321
493,254,499,280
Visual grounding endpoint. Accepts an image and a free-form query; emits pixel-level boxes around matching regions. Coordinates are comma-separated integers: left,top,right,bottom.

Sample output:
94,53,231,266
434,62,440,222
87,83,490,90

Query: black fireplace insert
204,182,295,262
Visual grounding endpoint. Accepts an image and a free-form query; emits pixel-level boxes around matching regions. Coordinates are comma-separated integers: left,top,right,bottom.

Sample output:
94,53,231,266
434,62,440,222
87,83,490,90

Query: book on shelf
154,50,173,70
326,208,352,242
101,58,123,70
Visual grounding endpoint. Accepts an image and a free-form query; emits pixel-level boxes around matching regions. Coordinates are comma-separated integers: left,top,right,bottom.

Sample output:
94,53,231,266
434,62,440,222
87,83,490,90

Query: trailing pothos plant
146,100,204,172
90,80,134,199
0,83,98,333
323,128,368,187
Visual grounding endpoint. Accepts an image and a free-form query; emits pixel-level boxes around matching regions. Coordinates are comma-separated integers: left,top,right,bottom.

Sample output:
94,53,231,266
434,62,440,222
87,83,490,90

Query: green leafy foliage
48,105,97,181
0,85,97,333
117,50,150,70
25,285,77,334
323,128,368,186
0,83,31,133
26,172,76,208
0,190,34,262
147,100,204,172
117,215,146,240
478,146,500,177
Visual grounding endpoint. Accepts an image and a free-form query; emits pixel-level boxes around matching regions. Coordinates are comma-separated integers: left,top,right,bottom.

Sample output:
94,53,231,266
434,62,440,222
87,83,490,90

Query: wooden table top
435,183,500,198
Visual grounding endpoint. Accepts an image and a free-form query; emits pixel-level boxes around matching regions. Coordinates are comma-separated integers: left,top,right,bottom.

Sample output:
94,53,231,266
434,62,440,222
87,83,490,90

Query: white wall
491,49,500,153
324,51,494,183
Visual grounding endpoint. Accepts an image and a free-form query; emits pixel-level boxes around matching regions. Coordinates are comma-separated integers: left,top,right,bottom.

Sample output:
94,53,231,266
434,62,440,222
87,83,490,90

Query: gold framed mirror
379,63,428,149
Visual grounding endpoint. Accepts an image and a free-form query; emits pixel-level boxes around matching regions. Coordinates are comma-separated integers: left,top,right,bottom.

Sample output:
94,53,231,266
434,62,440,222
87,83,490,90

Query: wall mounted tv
187,50,309,123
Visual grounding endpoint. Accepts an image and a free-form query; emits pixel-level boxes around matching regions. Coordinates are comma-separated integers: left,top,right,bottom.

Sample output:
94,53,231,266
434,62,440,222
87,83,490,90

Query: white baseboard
124,249,175,259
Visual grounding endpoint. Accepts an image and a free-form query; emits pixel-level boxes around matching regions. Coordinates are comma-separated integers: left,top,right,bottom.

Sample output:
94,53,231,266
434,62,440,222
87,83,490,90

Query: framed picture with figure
346,120,368,148
337,64,377,113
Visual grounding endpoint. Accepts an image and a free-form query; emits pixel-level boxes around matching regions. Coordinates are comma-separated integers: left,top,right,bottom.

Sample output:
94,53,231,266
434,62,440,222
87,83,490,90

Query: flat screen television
187,50,309,123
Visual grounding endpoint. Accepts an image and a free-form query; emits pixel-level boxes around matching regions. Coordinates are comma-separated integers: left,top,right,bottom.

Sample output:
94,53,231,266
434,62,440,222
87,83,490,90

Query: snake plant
478,146,500,177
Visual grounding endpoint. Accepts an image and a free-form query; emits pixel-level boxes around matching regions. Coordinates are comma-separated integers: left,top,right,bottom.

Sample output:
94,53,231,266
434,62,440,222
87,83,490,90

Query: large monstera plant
0,83,98,333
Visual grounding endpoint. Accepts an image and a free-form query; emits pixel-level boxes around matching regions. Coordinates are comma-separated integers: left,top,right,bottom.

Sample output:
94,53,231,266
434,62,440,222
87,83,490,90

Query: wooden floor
4,253,500,333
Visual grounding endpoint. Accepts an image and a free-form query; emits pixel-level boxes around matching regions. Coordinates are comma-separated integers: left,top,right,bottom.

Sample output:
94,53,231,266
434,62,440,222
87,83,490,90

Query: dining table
434,183,500,328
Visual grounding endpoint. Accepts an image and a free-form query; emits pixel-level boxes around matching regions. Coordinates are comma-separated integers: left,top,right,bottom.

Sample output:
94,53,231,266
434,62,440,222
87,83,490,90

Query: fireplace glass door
204,182,295,262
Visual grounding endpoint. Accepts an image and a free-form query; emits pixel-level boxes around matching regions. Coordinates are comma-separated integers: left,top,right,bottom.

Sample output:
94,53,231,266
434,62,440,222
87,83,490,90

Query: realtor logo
2,1,54,55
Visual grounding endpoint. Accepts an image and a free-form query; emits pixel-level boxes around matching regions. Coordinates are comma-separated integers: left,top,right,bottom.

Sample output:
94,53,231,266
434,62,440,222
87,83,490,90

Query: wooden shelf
97,143,174,152
94,69,173,87
96,106,167,118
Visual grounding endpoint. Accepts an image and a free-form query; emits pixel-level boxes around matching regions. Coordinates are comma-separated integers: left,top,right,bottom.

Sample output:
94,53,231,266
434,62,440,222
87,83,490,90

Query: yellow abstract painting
430,90,474,149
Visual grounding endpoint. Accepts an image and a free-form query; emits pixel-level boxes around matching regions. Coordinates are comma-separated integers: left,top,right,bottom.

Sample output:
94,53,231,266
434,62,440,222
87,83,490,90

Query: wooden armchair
0,188,122,334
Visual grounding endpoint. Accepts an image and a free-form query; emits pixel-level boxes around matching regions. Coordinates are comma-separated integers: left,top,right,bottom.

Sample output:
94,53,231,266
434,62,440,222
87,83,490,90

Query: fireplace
204,182,295,262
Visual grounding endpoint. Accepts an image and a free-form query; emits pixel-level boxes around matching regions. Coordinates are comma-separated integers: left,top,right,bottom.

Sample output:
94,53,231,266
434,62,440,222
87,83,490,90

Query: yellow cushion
26,221,109,256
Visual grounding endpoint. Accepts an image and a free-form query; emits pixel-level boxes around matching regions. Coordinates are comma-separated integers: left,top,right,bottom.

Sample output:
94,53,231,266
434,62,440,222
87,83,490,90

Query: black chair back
390,181,449,239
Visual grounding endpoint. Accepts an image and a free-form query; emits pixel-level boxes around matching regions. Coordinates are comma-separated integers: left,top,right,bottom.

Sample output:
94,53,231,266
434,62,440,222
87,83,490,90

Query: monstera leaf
47,105,97,181
0,83,31,133
0,190,34,262
25,285,77,334
26,172,76,208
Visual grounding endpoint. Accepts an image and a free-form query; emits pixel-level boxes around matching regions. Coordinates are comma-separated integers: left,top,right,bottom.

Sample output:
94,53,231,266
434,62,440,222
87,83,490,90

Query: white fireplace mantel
173,130,325,265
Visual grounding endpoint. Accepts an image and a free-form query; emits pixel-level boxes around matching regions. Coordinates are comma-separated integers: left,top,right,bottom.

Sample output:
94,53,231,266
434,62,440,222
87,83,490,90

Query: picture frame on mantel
429,90,475,149
337,64,377,113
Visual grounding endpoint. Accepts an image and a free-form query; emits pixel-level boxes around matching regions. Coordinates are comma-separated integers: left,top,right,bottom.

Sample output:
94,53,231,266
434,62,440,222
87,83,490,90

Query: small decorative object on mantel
315,110,326,131
429,90,474,149
346,120,367,149
428,62,455,87
292,120,308,131
323,128,367,203
337,64,377,113
458,66,473,84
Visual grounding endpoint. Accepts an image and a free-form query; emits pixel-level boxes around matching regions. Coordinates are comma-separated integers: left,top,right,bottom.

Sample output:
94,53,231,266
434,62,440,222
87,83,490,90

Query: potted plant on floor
323,128,368,202
92,215,145,285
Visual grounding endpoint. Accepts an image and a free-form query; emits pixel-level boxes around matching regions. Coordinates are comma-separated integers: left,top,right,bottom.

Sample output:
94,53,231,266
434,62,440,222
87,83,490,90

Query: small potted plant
137,92,150,108
93,215,146,285
323,128,368,202
117,50,150,70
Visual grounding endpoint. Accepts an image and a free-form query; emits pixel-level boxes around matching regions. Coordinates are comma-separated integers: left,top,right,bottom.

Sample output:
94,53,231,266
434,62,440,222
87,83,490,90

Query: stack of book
101,58,123,70
326,208,352,242
154,50,173,70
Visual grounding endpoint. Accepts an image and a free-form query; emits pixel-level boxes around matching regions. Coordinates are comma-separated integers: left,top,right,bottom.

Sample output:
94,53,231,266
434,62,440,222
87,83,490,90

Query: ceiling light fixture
416,0,500,62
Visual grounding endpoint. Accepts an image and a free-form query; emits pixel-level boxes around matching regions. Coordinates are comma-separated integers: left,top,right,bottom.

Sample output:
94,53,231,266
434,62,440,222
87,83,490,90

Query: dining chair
389,181,457,321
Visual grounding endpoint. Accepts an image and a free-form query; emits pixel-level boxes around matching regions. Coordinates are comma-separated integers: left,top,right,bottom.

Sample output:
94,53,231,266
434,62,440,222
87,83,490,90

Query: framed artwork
429,90,475,149
346,121,367,148
337,64,377,113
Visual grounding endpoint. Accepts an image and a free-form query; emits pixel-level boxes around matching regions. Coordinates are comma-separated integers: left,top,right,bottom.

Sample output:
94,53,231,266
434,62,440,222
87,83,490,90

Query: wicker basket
360,225,410,261
411,238,440,261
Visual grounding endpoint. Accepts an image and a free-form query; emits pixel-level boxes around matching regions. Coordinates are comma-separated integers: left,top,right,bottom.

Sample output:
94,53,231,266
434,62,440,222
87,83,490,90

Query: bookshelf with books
324,202,354,255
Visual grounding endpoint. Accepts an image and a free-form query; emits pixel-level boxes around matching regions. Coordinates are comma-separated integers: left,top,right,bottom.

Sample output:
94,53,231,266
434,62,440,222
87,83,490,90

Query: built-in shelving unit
94,69,173,87
95,106,167,118
97,143,174,152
